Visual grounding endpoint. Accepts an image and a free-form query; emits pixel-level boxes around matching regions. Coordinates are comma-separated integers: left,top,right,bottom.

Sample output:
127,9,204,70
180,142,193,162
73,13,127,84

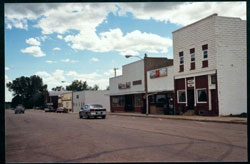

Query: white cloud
61,59,70,63
21,46,46,57
53,47,61,51
61,59,78,63
46,60,56,64
91,57,99,62
5,67,10,71
26,37,40,46
118,2,246,26
65,28,172,55
57,35,63,39
35,69,69,90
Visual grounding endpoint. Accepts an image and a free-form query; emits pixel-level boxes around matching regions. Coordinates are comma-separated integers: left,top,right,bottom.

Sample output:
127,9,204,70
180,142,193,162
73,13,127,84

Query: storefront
109,56,173,113
147,66,174,115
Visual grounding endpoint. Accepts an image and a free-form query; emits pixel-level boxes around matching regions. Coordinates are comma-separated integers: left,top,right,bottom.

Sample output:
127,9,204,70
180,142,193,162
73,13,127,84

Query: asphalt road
5,109,247,162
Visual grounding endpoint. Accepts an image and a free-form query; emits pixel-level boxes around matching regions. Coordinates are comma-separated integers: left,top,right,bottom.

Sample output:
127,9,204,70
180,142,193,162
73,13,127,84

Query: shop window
156,94,166,107
149,95,155,103
134,94,142,107
211,74,216,84
177,90,186,103
197,89,207,103
112,96,125,107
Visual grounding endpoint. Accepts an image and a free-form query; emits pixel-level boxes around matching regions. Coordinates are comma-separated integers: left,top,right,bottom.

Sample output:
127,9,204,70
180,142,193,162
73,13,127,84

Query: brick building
173,14,246,116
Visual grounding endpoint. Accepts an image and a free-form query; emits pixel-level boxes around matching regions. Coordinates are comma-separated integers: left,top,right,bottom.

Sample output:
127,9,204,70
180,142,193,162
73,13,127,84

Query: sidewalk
108,112,247,125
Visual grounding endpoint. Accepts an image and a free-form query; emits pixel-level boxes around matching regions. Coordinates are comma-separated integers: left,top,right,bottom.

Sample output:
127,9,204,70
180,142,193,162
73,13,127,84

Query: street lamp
125,53,149,116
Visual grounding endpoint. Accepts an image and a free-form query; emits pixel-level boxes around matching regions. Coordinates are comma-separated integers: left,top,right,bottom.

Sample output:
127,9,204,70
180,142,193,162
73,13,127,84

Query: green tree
66,80,89,91
52,86,65,91
106,86,110,90
7,75,47,108
92,84,99,91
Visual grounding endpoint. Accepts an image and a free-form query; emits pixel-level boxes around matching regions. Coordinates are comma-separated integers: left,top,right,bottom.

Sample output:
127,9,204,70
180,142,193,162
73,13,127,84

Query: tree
66,80,89,91
52,86,65,91
92,84,99,91
7,75,47,108
106,86,110,90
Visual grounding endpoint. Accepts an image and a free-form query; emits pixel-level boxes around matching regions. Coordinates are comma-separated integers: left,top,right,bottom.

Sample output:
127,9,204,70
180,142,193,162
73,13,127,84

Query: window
190,48,195,62
112,96,125,107
197,89,207,103
76,95,79,99
202,44,208,59
211,74,216,84
134,94,142,107
156,95,166,103
178,90,186,103
179,51,184,65
180,56,184,64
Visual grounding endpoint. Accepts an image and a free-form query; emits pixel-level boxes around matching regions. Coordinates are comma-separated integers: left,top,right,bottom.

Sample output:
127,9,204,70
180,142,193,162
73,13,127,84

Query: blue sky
5,2,246,101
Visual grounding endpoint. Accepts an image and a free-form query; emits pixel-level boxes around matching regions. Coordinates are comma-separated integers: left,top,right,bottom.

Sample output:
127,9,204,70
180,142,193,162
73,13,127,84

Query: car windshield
90,104,103,109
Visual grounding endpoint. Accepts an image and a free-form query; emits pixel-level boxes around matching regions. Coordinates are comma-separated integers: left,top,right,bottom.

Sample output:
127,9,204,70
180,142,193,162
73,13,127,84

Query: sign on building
187,79,195,87
118,82,131,89
150,68,168,79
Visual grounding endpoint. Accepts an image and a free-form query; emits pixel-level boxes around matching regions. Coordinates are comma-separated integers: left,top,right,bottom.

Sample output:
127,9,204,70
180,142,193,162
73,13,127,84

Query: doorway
187,90,194,110
211,89,218,115
125,95,134,112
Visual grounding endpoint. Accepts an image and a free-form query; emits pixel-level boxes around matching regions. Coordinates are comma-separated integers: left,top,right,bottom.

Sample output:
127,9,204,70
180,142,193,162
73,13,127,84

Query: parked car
44,107,56,112
15,105,25,114
56,107,68,113
79,104,106,119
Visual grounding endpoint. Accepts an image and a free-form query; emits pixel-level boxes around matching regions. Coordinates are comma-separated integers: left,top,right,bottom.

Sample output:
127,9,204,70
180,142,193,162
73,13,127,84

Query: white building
109,56,173,113
146,66,174,114
72,90,110,113
173,14,246,116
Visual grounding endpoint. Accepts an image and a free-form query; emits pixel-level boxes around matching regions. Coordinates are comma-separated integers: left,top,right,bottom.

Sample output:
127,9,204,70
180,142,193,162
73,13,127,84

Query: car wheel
79,113,83,119
102,116,106,119
86,113,90,119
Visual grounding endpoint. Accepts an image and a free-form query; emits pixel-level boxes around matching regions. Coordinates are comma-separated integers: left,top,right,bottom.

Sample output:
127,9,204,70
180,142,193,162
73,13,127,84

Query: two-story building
109,56,173,113
147,66,174,114
173,14,246,116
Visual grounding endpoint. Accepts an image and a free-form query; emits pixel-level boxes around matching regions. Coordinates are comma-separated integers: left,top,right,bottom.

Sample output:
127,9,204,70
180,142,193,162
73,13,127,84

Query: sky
4,2,246,102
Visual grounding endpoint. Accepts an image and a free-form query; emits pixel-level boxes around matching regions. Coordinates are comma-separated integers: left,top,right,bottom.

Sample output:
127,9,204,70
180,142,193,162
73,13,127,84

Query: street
5,109,247,162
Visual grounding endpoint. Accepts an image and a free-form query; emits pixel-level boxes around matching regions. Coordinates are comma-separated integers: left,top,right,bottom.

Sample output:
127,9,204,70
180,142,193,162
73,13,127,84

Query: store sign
47,103,53,105
118,82,131,89
150,68,168,79
133,80,142,85
187,79,195,87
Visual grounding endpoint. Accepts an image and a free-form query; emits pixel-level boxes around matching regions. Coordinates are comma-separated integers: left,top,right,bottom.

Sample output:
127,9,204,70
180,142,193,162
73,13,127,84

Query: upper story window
202,44,208,59
190,48,195,62
76,95,79,99
179,51,184,64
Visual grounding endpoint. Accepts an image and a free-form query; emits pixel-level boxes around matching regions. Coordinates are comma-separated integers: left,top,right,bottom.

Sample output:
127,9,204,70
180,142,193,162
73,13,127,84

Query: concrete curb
108,113,247,125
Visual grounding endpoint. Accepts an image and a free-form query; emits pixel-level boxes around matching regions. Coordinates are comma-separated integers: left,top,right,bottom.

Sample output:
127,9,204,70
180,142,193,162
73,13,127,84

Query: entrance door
125,95,134,112
211,89,218,115
187,90,194,110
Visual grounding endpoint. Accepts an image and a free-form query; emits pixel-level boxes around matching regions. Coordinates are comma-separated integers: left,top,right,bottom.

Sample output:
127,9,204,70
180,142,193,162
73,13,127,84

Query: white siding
72,91,85,113
72,90,110,113
215,17,247,115
147,66,174,92
109,60,145,95
173,15,217,77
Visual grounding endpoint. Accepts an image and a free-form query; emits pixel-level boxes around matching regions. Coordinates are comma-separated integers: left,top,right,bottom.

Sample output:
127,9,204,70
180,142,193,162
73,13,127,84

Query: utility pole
114,68,118,77
144,53,149,116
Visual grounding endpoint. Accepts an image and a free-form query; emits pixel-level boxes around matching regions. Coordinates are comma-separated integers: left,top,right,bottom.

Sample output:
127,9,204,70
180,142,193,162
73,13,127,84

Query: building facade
61,92,73,112
72,90,110,113
45,91,71,109
147,66,174,114
173,14,246,116
109,57,173,113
